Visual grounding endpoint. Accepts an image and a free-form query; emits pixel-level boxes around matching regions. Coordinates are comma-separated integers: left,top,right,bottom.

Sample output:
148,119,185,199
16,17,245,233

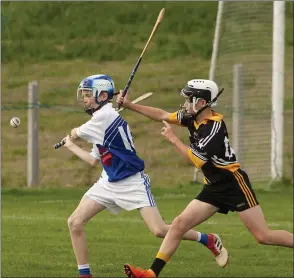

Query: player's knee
151,227,167,238
253,231,270,245
152,229,165,238
171,216,188,234
67,215,84,233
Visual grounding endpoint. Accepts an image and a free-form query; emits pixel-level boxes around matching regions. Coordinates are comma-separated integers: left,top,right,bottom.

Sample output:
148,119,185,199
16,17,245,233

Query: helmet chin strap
95,98,109,108
192,88,224,120
84,96,110,115
84,106,97,115
192,97,201,114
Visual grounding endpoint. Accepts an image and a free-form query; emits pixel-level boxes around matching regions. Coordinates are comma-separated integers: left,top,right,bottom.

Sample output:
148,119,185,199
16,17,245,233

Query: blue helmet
77,74,115,115
77,74,115,102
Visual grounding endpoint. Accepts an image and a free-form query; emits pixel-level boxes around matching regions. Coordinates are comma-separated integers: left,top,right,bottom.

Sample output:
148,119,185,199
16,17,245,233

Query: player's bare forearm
161,121,192,163
126,102,171,122
169,137,192,164
66,143,98,166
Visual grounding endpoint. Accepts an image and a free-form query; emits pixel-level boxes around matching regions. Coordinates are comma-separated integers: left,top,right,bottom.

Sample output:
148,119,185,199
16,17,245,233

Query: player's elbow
71,127,79,139
187,159,198,167
193,162,202,169
162,112,172,122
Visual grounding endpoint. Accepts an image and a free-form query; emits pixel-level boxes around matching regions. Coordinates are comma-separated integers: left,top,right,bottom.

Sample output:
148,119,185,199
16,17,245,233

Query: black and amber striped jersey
169,110,240,184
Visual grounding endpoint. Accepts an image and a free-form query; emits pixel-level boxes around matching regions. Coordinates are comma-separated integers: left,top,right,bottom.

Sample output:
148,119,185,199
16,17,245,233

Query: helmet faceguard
180,79,222,114
77,74,115,115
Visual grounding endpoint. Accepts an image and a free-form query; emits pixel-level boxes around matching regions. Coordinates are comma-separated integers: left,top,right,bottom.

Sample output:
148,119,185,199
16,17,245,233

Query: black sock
150,258,166,277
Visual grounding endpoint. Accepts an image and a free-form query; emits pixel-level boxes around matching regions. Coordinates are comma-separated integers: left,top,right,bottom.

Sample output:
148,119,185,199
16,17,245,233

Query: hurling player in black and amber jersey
117,79,293,278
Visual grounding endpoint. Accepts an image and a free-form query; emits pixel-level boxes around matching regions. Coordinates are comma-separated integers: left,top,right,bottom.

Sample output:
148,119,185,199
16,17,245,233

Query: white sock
78,264,90,269
78,264,91,276
78,264,90,270
196,231,202,242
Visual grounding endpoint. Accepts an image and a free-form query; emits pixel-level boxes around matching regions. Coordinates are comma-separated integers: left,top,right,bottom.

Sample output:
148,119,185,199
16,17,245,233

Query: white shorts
85,171,156,215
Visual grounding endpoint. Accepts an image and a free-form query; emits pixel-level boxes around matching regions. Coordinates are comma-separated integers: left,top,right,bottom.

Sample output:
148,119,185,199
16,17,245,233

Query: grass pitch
2,185,293,277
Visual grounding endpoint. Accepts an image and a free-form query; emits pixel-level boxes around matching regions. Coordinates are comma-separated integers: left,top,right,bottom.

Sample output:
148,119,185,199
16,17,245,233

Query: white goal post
271,1,285,181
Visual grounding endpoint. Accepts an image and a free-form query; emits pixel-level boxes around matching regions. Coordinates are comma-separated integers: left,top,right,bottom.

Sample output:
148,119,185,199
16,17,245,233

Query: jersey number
118,125,135,151
224,136,235,159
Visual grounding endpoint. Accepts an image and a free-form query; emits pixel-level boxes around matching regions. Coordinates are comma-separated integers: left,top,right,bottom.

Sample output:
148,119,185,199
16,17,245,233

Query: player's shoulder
105,103,126,124
198,112,224,135
93,103,129,131
92,103,116,121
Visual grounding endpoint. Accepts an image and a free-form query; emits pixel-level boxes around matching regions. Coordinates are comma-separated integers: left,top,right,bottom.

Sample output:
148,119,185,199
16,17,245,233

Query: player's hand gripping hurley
54,92,153,149
116,8,165,110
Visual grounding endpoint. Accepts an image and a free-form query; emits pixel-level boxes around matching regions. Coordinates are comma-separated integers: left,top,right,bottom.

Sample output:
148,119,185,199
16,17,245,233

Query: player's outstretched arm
62,135,99,166
161,121,208,169
116,90,171,122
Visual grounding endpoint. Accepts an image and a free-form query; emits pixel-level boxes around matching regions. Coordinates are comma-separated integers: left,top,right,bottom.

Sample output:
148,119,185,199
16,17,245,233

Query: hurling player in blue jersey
60,75,227,278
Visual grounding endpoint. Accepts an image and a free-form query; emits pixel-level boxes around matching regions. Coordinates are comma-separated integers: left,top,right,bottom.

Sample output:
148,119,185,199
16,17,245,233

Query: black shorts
195,169,259,214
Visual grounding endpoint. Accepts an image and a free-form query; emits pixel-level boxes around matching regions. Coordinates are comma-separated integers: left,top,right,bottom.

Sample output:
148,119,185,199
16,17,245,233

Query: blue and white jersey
77,103,145,182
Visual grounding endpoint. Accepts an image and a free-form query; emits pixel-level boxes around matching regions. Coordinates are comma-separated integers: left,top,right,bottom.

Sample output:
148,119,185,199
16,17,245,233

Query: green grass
1,2,218,64
2,185,293,277
1,2,292,64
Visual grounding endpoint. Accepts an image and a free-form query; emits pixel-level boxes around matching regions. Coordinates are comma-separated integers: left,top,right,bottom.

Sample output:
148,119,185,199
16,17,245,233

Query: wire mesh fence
213,1,293,183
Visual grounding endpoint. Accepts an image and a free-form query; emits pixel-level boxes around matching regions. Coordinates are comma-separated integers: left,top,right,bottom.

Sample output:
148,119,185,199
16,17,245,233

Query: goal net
198,1,293,183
